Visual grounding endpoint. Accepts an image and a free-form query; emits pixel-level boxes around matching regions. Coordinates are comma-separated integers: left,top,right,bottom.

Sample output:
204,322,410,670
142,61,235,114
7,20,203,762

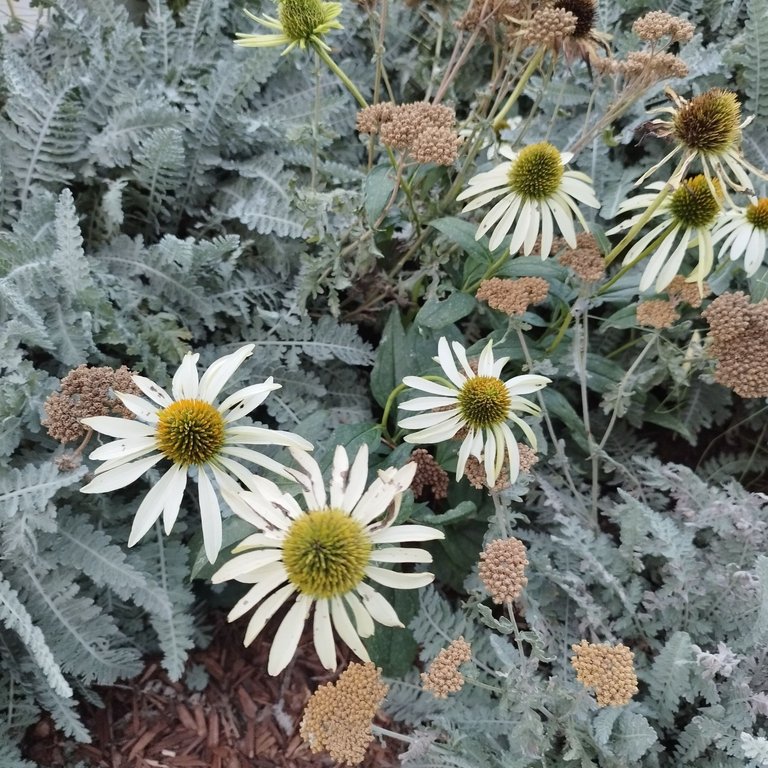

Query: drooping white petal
369,547,433,564
198,344,255,403
364,567,435,590
330,596,370,662
456,433,473,481
483,428,497,485
522,201,541,256
500,422,521,482
368,524,445,544
162,463,188,534
287,448,326,509
344,591,375,638
400,376,457,397
218,445,295,481
475,192,517,236
227,564,288,621
504,375,551,396
508,412,537,449
114,392,159,423
268,594,312,675
654,227,692,292
398,410,459,430
244,584,296,646
89,436,156,462
127,465,183,547
211,548,284,583
171,352,200,401
477,339,495,377
232,531,283,552
313,599,336,670
220,381,281,423
437,337,466,388
80,453,163,494
225,426,313,451
329,444,350,510
507,199,532,255
489,195,523,251
81,416,156,439
341,444,370,513
402,413,464,443
548,196,577,247
398,395,459,411
131,375,173,407
352,463,418,526
539,202,554,259
198,468,223,563
356,582,403,627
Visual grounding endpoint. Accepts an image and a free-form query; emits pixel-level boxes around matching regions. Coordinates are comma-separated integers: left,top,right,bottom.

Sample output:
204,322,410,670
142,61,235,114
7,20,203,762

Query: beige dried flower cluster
557,232,606,283
421,637,472,698
522,6,577,46
702,292,768,398
476,276,550,317
636,276,710,329
571,640,638,707
43,365,139,444
455,0,524,32
410,448,449,500
632,10,695,43
356,102,461,166
300,662,389,766
464,444,537,490
478,537,529,604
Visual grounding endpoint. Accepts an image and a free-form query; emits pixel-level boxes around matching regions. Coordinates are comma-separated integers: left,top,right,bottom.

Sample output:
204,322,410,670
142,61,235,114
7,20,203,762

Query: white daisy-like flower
607,175,722,293
80,345,313,563
211,445,443,676
712,197,768,276
456,141,600,258
397,337,550,487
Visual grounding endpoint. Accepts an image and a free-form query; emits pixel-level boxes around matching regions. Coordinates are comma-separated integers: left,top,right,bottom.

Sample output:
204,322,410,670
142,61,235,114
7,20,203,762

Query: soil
23,613,404,768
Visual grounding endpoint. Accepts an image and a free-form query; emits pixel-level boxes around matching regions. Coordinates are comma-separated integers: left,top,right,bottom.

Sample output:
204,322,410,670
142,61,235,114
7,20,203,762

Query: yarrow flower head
80,345,312,563
212,444,444,675
571,640,639,707
234,0,343,54
636,88,765,197
398,337,550,487
607,176,722,293
712,198,768,276
457,142,600,259
421,637,472,698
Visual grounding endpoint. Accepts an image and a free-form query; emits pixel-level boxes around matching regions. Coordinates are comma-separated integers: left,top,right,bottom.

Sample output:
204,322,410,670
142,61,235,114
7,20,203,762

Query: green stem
379,375,455,436
463,248,510,292
491,46,546,134
604,185,671,266
545,306,573,354
599,226,675,295
313,43,368,108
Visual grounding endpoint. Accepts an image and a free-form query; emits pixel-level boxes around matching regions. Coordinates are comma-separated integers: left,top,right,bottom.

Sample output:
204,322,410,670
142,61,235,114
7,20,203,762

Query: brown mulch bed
24,614,405,768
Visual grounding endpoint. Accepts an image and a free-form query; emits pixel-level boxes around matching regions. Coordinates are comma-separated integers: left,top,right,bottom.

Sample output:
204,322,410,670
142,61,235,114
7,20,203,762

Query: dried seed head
478,537,528,603
702,291,768,398
553,0,596,37
618,51,688,80
636,299,679,329
557,232,605,282
632,11,695,43
571,640,638,707
476,276,550,316
43,365,139,444
522,6,577,45
410,448,449,501
672,89,742,155
409,125,462,166
300,662,389,766
356,102,397,134
379,102,456,151
421,637,472,698
666,275,709,307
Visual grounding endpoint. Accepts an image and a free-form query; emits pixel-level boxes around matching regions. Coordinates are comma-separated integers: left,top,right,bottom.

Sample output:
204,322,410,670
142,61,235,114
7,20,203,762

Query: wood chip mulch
24,613,405,768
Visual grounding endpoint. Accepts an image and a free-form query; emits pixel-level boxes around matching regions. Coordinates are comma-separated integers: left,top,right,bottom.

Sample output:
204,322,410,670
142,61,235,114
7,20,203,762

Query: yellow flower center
672,89,741,154
283,508,372,599
278,0,325,41
156,399,225,466
553,0,596,37
457,376,511,429
508,142,564,201
668,175,721,229
746,198,768,230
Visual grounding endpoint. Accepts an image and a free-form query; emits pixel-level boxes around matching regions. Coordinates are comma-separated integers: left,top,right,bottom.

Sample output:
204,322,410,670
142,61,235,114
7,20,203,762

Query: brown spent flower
702,291,768,397
636,299,680,329
43,365,139,444
409,125,462,166
355,102,396,135
620,51,688,80
522,6,577,46
455,0,524,32
666,275,709,308
476,276,550,317
557,232,605,282
300,662,389,766
571,640,639,707
478,537,529,604
632,11,695,43
410,448,449,500
421,637,472,698
378,102,455,151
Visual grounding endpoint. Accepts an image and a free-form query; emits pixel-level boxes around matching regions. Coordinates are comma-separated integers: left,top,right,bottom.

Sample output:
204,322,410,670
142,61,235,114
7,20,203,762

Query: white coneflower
607,175,722,292
80,345,312,563
457,142,600,259
234,0,343,54
712,197,768,276
212,445,444,675
397,337,550,487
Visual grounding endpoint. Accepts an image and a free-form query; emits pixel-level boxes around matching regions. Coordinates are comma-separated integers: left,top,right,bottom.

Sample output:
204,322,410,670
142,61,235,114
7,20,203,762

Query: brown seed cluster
702,291,768,398
455,0,524,32
43,365,139,444
570,640,638,707
632,11,695,43
557,232,605,282
464,444,536,490
421,637,472,699
300,662,389,766
476,276,550,317
595,50,688,81
522,6,577,46
636,299,679,329
666,274,708,308
410,448,449,500
478,537,529,604
356,102,461,166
